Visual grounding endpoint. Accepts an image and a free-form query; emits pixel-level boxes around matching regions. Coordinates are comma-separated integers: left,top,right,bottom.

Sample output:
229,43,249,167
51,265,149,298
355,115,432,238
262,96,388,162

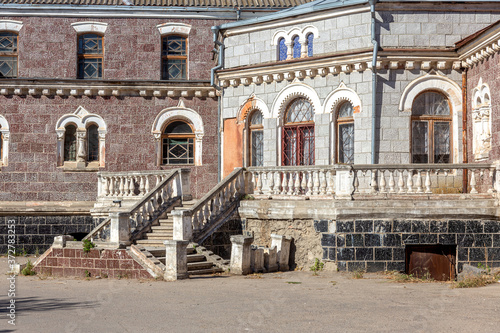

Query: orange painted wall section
223,118,244,177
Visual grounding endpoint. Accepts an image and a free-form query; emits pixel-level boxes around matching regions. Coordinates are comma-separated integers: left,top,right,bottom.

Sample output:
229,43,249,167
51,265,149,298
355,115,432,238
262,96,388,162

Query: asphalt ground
1,257,500,333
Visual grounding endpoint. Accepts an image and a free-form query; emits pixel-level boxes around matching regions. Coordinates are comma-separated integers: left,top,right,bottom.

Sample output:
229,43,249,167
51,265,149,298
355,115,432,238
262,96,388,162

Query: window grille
282,98,315,166
411,92,451,163
249,111,264,167
162,35,187,80
162,121,194,164
337,102,354,164
0,32,17,78
77,33,103,79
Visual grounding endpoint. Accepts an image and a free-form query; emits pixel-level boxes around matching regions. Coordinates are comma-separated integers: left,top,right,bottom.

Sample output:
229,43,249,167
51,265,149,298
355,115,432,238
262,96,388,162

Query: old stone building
212,0,500,276
0,0,308,254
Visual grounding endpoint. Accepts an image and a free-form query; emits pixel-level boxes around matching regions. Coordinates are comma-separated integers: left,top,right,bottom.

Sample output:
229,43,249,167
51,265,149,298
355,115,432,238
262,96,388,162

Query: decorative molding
458,24,500,68
271,82,321,119
236,94,271,122
71,21,108,34
151,103,204,166
323,82,362,115
156,22,192,36
0,114,10,166
0,79,216,99
0,19,23,32
471,78,492,161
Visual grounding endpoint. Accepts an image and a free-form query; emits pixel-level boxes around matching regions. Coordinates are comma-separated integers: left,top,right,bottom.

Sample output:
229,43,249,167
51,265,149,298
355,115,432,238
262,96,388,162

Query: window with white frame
273,26,318,61
56,106,107,169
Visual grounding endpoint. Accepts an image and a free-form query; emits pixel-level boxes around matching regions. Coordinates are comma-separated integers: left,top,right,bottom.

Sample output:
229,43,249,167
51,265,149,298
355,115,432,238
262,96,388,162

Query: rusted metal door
406,245,456,281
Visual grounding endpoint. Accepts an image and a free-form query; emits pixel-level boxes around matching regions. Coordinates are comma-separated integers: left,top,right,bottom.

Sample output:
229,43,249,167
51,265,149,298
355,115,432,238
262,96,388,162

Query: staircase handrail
83,217,111,242
126,168,185,240
187,168,245,241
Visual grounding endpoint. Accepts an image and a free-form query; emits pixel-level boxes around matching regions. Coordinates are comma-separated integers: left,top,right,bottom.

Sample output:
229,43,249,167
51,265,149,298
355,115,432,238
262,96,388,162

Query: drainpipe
462,68,468,193
211,26,225,181
369,0,378,165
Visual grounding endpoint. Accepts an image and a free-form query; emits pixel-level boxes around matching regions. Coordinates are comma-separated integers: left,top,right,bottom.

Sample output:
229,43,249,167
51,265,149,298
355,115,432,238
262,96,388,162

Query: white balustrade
97,170,176,199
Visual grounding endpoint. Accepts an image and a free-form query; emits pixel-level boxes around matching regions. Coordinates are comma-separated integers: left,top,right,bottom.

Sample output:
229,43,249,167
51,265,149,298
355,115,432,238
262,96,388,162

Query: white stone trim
471,78,492,161
55,106,107,167
399,72,462,163
0,20,23,32
151,102,204,166
271,30,289,46
323,82,362,115
71,21,108,34
237,94,271,121
302,25,319,40
271,82,322,120
0,115,10,166
156,22,192,36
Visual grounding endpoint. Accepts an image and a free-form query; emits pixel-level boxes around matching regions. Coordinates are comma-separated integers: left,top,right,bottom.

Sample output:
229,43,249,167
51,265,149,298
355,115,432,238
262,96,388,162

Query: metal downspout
211,27,225,181
369,0,378,164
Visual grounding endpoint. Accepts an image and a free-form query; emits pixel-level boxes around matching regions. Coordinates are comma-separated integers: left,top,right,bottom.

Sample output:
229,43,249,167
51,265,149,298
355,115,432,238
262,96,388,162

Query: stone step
156,254,207,265
136,239,171,247
158,218,174,224
187,261,218,270
151,225,173,231
188,267,224,276
144,233,173,239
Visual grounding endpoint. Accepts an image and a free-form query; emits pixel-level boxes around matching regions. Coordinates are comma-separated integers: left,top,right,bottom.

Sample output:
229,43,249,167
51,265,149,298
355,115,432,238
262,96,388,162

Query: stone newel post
109,212,131,247
230,235,254,275
171,209,193,241
164,240,189,281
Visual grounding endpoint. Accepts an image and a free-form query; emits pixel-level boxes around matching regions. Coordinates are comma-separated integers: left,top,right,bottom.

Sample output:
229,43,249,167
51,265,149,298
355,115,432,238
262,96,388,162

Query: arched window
248,111,264,166
162,35,187,80
411,91,451,163
87,124,99,162
337,101,354,164
292,35,301,59
77,33,103,79
307,33,314,57
64,125,77,162
282,98,314,166
162,121,194,164
0,31,18,78
278,37,287,61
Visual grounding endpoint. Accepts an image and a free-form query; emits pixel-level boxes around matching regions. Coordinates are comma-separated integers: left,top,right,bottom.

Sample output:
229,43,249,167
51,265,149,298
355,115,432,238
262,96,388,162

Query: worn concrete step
144,233,173,239
188,267,224,276
136,240,171,247
188,261,215,270
158,218,174,223
151,225,173,231
187,254,206,263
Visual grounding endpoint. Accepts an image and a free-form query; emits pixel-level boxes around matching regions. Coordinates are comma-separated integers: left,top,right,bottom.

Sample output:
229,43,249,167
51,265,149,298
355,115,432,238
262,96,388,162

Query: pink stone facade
466,52,500,163
34,247,154,279
0,16,225,202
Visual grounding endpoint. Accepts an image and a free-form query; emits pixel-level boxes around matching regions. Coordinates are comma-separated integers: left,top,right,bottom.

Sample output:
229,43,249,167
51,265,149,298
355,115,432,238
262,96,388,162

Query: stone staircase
136,200,196,247
135,244,225,276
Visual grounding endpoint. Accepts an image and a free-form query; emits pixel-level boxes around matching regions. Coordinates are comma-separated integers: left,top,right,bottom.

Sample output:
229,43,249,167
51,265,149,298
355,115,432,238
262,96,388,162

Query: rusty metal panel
406,245,456,281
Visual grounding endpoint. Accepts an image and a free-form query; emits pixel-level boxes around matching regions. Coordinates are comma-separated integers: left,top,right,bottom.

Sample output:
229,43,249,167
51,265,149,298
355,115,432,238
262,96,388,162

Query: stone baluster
306,171,313,196
470,169,478,194
398,170,405,193
203,202,210,225
313,170,320,195
102,177,109,196
294,171,301,195
255,172,263,194
319,170,327,195
489,167,495,193
265,171,274,196
145,176,150,193
379,170,386,193
118,177,124,196
326,170,334,195
388,170,395,193
416,170,423,193
109,177,115,196
139,176,145,195
425,170,432,193
353,170,359,194
370,170,377,193
129,176,135,196
273,171,281,194
281,171,288,195
287,172,294,195
407,170,414,193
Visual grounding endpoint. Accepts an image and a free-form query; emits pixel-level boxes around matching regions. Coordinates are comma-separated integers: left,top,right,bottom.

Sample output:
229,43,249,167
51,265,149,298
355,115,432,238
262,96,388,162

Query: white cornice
458,27,500,69
218,54,462,88
0,81,217,99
